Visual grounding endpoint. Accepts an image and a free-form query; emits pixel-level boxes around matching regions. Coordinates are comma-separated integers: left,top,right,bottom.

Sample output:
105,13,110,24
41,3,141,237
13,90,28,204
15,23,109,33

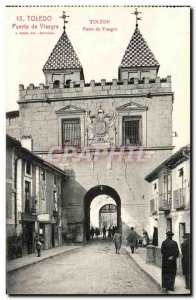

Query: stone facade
145,145,190,273
6,135,67,260
6,21,174,242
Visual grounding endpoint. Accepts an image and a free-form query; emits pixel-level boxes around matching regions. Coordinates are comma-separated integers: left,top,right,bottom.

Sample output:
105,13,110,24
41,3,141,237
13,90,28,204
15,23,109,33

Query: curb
123,246,162,290
123,247,189,295
7,246,82,274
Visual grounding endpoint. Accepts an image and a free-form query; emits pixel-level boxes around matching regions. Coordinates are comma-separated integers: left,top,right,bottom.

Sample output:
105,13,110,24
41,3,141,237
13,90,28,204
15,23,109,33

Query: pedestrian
108,227,112,238
111,226,115,238
90,227,95,240
34,233,42,257
102,226,106,239
161,231,179,292
181,233,190,290
126,227,138,253
152,226,158,246
112,229,122,254
142,229,149,247
95,227,99,238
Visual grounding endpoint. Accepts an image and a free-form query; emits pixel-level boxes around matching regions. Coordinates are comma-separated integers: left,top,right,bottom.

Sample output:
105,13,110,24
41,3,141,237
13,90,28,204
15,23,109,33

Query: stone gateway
7,11,174,243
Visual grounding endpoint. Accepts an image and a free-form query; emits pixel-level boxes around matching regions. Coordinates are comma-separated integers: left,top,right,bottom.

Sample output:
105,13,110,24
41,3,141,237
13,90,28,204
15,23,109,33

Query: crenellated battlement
18,76,172,102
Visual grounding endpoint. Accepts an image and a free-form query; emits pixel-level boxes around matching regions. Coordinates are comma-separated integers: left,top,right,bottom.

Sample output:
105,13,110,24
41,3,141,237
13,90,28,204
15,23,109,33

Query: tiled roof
43,31,82,70
6,134,67,177
120,27,159,68
145,145,190,182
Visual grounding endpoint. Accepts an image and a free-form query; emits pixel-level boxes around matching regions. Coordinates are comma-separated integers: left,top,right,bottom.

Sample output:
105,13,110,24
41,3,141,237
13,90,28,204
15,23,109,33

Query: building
6,11,174,242
6,134,67,260
145,145,190,271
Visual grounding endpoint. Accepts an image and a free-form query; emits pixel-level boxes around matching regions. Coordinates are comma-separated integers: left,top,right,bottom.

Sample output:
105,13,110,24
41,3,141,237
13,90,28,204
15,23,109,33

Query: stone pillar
166,75,171,83
101,79,106,86
146,245,155,264
39,83,44,90
70,82,74,88
80,80,85,87
134,78,139,84
49,82,53,89
90,80,95,87
19,84,24,91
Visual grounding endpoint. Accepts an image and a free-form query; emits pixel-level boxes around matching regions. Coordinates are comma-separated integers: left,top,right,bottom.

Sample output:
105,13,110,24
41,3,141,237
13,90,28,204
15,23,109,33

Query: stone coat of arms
86,106,116,144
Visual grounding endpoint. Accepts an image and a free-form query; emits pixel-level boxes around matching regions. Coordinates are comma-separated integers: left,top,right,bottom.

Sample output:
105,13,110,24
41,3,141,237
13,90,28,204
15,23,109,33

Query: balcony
53,210,58,217
159,193,171,211
173,188,186,209
150,198,158,215
24,196,37,215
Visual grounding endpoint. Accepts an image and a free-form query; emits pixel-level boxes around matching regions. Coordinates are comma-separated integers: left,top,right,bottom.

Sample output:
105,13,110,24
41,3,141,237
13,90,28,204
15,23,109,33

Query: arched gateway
84,185,121,240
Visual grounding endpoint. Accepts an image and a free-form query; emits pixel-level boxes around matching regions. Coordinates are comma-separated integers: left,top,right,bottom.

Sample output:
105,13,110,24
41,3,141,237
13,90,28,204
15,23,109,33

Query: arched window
66,79,71,86
53,80,60,88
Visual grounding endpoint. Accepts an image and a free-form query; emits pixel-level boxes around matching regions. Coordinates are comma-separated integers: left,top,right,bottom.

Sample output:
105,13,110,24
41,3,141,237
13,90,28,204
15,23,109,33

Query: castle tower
118,9,159,81
43,12,84,87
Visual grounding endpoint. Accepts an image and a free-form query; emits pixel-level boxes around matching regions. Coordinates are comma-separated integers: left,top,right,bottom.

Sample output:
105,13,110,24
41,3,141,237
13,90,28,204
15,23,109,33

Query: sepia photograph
5,5,191,295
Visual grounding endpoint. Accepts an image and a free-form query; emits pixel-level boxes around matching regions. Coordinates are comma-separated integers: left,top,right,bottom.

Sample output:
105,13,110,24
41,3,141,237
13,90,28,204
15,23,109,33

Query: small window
66,79,71,86
24,180,31,213
178,167,184,177
54,174,57,185
40,169,46,181
53,190,57,203
122,116,142,146
26,161,32,175
53,80,60,88
62,118,81,147
166,218,172,232
179,223,186,245
153,183,157,190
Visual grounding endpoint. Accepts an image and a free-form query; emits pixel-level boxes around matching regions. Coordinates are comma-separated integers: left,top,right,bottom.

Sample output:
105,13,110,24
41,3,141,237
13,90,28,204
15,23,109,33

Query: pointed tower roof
43,31,82,70
120,27,159,69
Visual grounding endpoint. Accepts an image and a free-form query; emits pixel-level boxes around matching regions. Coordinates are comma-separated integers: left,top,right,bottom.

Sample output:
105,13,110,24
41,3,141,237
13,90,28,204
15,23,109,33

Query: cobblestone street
7,240,162,295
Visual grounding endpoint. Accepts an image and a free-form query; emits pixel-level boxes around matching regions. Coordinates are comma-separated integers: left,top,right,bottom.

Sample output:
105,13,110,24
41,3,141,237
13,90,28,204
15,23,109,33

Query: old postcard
6,6,191,295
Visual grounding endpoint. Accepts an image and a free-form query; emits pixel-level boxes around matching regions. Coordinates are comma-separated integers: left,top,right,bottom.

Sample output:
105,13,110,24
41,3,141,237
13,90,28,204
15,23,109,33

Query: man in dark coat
152,226,158,246
161,231,179,292
181,233,190,290
126,227,138,253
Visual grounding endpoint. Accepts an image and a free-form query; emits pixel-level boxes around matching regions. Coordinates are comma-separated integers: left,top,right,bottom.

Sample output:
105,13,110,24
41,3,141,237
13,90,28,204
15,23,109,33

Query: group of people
102,226,118,239
161,230,190,292
90,225,118,240
112,227,190,292
90,227,100,239
34,226,190,292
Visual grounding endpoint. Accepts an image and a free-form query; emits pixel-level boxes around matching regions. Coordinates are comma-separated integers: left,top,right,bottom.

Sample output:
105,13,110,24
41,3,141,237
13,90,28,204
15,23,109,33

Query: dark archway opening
84,185,121,240
53,80,60,88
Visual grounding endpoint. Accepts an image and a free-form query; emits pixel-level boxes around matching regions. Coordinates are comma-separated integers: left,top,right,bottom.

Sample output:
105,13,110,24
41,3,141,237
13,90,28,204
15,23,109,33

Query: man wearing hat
181,233,190,290
161,231,179,292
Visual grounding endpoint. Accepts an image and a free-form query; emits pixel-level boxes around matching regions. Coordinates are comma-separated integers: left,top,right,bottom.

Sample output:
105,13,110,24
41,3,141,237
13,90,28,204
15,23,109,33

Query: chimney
21,135,33,151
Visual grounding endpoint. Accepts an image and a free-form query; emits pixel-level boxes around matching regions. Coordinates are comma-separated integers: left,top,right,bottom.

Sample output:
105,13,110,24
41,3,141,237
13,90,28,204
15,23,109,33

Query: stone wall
6,75,174,242
16,77,173,152
6,116,21,141
41,148,172,242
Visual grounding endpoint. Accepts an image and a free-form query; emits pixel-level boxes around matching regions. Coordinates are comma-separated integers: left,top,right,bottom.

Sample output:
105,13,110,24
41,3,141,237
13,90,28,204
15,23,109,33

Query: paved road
7,240,162,295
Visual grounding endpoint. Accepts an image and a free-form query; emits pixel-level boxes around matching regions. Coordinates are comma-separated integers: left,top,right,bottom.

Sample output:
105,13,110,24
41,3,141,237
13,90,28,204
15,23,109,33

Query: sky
5,6,190,151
